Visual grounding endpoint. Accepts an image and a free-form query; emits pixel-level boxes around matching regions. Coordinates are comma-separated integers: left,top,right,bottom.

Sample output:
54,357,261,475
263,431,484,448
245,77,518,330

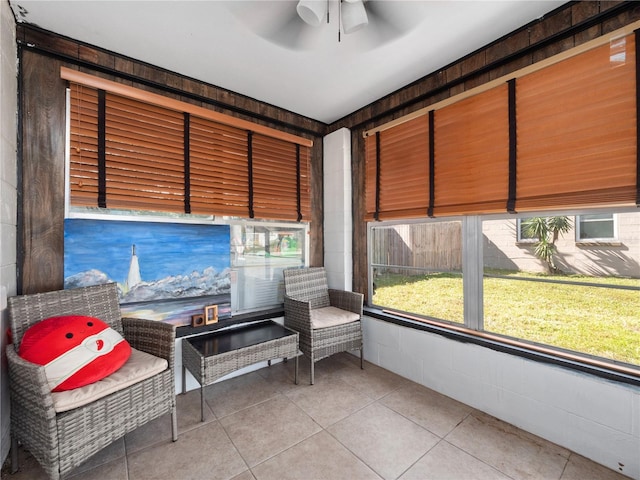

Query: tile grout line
221,392,323,473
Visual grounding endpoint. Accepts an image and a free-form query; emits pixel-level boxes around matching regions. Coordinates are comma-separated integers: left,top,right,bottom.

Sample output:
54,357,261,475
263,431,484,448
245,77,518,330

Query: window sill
576,241,622,247
363,306,640,387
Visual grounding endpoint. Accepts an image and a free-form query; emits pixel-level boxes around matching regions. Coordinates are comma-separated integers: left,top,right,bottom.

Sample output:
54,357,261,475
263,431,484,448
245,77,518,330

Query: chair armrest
122,317,176,368
6,346,59,470
328,289,364,316
284,295,313,331
5,345,57,423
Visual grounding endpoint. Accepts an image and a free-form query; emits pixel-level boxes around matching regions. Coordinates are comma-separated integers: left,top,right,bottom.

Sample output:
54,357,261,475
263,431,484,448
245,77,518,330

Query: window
370,220,464,324
369,209,640,370
483,210,638,366
66,72,313,315
230,220,308,313
576,214,616,241
364,24,640,378
516,217,538,242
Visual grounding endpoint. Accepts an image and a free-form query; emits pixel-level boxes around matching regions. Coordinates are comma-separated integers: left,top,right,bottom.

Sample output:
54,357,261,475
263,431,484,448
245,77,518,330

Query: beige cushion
311,306,360,329
52,348,168,413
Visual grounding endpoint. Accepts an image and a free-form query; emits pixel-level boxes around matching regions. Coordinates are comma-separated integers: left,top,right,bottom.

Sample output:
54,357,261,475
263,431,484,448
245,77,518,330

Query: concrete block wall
0,0,17,465
323,128,352,291
362,316,640,479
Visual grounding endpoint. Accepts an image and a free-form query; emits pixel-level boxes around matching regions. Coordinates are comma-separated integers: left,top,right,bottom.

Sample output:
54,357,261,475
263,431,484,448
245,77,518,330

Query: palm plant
522,216,572,273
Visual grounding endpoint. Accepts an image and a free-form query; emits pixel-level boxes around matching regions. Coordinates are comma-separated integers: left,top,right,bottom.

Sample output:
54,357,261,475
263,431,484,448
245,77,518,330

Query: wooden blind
516,35,637,211
105,93,185,212
69,84,99,206
68,83,312,221
189,117,249,216
434,84,510,216
364,31,638,221
251,134,311,221
365,115,430,220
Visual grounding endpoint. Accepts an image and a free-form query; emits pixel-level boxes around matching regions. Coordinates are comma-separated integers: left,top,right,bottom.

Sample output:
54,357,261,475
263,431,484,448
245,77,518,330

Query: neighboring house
483,213,640,278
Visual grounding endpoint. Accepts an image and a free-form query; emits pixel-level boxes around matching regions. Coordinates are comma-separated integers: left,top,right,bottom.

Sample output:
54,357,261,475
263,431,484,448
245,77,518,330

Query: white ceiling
10,0,567,124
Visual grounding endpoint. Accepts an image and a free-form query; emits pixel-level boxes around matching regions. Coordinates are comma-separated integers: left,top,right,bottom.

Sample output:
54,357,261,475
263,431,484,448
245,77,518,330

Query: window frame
64,206,310,316
575,213,617,242
368,218,466,327
227,217,309,314
367,207,640,384
361,22,640,386
516,217,539,243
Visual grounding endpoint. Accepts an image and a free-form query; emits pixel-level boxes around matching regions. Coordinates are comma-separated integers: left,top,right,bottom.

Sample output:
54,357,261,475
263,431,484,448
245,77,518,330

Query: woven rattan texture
183,329,299,386
6,283,177,480
8,283,124,348
283,267,364,383
283,267,331,309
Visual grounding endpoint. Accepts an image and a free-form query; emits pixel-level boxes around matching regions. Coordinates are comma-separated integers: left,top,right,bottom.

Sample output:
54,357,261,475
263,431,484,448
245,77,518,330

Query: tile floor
2,353,630,480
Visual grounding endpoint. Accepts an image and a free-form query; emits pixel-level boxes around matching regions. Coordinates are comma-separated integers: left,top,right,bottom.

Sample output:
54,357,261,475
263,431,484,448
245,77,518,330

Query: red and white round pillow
19,315,131,392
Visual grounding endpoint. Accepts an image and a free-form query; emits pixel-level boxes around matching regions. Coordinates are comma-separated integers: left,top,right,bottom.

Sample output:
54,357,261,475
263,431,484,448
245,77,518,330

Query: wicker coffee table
182,320,299,421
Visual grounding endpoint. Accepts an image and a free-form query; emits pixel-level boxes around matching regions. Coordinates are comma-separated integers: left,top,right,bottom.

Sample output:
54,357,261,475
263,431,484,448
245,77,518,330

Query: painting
64,218,231,326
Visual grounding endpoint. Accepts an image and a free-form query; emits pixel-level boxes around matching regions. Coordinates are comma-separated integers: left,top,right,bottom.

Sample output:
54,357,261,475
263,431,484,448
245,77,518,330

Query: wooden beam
365,19,640,138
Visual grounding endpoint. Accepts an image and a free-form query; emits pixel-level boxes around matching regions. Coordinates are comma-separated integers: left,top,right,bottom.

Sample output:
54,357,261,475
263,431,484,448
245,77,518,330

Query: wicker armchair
6,283,177,480
283,267,363,384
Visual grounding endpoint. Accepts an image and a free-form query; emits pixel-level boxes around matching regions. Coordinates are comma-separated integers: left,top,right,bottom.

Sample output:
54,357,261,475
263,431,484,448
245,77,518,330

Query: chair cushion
310,306,360,329
52,348,168,412
19,315,131,392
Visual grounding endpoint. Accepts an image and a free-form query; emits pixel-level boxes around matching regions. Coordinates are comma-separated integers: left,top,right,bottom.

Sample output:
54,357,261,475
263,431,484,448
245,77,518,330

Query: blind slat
516,35,637,210
365,115,430,221
434,84,509,216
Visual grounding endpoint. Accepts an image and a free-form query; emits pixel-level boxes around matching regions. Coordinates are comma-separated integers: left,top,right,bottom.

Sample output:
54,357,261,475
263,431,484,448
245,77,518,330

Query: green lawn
373,271,640,366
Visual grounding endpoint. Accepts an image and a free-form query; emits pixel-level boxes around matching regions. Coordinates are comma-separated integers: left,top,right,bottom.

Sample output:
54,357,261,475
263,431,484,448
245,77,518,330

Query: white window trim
575,213,617,242
516,217,538,243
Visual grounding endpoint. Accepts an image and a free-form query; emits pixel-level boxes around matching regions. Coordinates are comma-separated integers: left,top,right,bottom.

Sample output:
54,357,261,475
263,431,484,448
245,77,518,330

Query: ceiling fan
297,0,369,39
227,1,428,51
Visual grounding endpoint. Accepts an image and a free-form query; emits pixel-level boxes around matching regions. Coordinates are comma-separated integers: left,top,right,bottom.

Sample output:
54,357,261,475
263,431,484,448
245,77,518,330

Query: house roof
9,0,566,124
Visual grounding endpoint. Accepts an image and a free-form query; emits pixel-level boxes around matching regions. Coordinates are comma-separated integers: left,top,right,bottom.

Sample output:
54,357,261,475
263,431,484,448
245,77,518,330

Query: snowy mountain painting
64,218,231,326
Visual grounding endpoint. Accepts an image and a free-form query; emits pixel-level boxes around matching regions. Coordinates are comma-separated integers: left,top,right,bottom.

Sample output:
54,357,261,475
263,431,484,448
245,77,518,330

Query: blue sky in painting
64,219,230,285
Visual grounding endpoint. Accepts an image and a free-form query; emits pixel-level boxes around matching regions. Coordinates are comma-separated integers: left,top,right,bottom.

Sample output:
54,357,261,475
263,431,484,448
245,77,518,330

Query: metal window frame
575,213,617,242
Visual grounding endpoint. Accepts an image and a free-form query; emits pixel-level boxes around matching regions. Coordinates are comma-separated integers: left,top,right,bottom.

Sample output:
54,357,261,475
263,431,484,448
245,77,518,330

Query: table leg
182,365,186,394
200,385,205,422
294,355,298,385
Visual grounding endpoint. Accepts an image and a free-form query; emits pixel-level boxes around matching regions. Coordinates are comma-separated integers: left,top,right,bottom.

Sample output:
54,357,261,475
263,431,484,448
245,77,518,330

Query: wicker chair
283,267,363,384
6,283,177,480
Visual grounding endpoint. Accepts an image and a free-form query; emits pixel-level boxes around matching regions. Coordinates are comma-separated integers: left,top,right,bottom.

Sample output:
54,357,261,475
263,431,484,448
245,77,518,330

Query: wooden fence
370,222,462,275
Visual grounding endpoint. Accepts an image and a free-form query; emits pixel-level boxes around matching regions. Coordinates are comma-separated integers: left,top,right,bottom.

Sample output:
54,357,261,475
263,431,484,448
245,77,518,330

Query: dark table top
186,320,296,358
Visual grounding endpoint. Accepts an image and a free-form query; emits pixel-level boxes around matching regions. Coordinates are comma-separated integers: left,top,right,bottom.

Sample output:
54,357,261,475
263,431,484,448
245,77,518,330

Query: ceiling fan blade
227,0,327,51
361,1,429,45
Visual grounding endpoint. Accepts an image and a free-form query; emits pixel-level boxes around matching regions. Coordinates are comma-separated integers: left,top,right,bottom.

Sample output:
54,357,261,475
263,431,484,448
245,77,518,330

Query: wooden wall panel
309,140,324,267
352,133,368,296
19,51,67,293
